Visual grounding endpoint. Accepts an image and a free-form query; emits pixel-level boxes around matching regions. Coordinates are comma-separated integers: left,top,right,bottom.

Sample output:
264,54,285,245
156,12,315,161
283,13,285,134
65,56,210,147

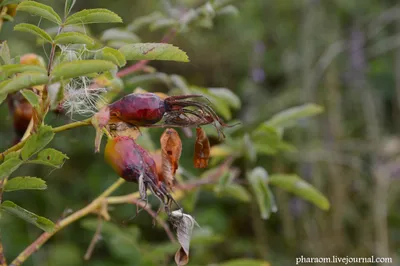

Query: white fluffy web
57,45,109,118
62,76,108,117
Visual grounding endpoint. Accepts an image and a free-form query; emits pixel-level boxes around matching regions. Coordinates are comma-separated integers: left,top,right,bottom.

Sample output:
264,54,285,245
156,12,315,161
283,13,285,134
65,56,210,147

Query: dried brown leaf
194,127,210,168
160,128,182,189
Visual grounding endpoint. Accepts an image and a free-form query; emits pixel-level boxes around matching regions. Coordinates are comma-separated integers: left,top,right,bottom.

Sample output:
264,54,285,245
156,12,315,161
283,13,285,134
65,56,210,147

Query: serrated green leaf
65,8,122,25
269,174,330,210
0,72,48,95
0,0,25,7
21,125,54,160
51,60,117,82
266,103,324,129
0,158,23,179
96,47,126,67
101,28,140,43
247,167,277,219
0,64,47,77
4,176,47,192
54,32,94,46
1,201,55,232
30,148,68,168
20,89,39,107
209,88,241,109
64,0,76,17
0,41,11,64
219,259,270,266
16,1,62,25
0,93,6,104
119,43,189,62
14,23,53,43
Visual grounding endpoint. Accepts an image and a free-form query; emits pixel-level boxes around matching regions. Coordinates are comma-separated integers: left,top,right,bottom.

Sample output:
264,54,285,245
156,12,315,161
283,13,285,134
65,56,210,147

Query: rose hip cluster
101,92,222,213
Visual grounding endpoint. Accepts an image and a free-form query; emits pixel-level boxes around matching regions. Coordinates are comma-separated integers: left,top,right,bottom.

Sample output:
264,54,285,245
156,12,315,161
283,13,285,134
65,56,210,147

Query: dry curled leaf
169,210,199,266
160,128,182,189
194,127,210,168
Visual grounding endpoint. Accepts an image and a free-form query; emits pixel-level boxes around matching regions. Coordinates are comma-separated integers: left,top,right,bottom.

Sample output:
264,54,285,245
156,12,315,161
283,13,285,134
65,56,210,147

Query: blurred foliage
0,0,399,266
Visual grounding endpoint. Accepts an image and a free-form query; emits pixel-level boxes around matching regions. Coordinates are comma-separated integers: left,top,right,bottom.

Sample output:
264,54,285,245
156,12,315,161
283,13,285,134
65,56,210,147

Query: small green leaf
266,103,324,129
20,89,39,107
242,134,256,163
0,93,6,104
1,201,55,232
0,72,49,95
0,64,47,77
14,23,53,43
65,8,122,25
209,88,241,109
0,0,25,7
4,151,19,160
0,158,23,180
101,28,140,43
30,148,69,168
119,43,189,62
54,32,94,46
51,60,117,82
96,47,126,67
21,125,55,160
247,167,277,219
0,41,11,64
218,184,251,202
269,174,330,210
127,12,164,32
64,0,76,17
4,176,47,192
149,18,178,31
17,1,62,25
219,259,270,266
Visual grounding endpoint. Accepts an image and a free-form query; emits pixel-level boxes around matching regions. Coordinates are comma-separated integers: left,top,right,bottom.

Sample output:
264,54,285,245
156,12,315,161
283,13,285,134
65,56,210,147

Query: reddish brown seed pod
104,136,144,182
107,93,227,138
194,127,210,168
109,93,166,126
160,128,182,189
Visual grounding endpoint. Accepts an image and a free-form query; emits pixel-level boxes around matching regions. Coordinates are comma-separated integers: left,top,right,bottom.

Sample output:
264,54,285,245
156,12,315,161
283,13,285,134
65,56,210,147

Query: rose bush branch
10,158,232,266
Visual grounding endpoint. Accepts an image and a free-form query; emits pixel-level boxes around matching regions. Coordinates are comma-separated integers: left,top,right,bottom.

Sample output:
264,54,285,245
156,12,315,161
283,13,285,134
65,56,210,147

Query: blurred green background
1,0,400,265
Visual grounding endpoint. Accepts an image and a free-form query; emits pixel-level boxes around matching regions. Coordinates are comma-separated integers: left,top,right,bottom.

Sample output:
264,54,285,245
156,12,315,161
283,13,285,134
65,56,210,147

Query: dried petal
194,127,210,168
169,210,199,266
160,128,182,189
